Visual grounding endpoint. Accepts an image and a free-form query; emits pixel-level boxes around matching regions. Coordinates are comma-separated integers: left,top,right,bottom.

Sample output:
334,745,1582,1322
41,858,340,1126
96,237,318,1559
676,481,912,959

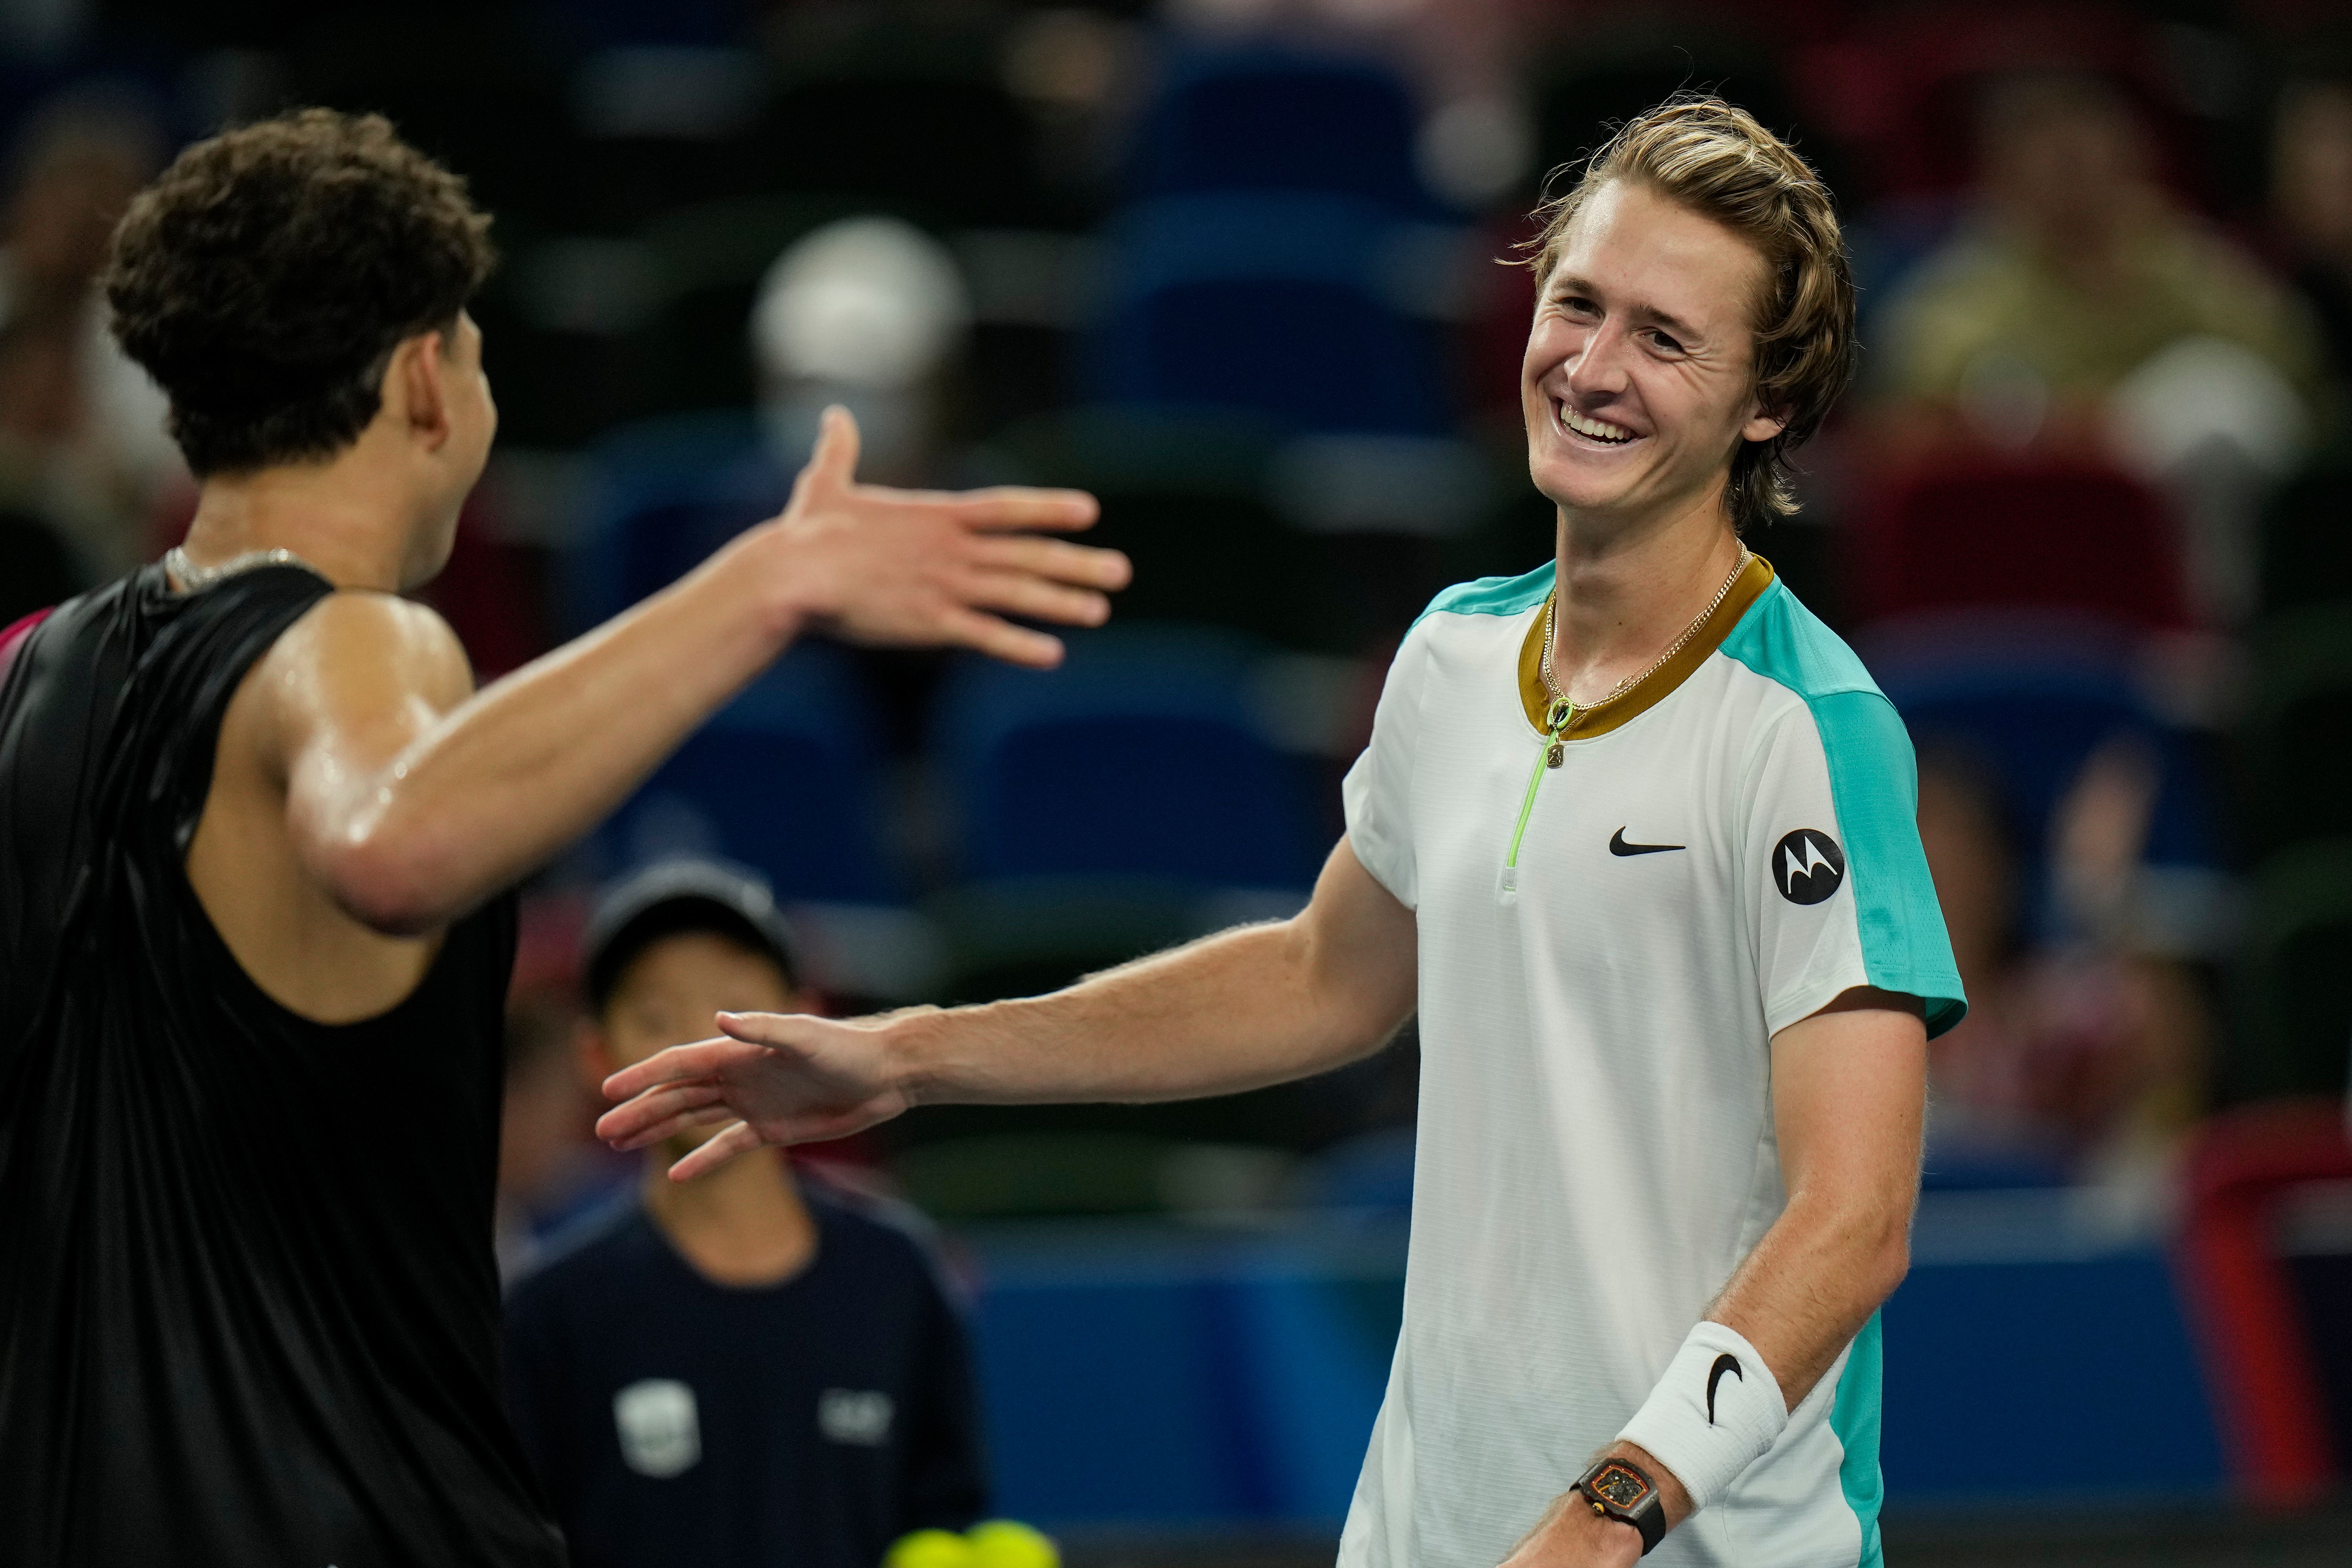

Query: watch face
1591,1462,1651,1510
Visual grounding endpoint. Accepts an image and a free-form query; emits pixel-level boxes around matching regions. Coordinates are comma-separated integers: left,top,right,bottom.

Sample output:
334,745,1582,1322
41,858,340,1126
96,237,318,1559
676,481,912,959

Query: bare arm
1706,987,1925,1403
596,836,1420,1180
1519,987,1925,1564
267,409,1126,933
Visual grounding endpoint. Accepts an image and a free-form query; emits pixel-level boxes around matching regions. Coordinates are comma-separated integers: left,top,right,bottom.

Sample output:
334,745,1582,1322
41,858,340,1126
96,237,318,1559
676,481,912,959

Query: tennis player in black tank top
0,112,1124,1566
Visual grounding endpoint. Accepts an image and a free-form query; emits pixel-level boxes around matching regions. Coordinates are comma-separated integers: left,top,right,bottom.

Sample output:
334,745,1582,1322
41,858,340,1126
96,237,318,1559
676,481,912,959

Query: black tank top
0,564,566,1567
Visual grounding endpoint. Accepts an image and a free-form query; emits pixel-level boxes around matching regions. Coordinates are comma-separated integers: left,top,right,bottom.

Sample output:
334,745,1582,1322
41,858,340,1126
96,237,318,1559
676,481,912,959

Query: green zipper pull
1507,698,1575,872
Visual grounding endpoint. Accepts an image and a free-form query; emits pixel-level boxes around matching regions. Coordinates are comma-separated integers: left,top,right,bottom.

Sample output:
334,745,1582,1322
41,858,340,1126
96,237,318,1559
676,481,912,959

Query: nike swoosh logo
1610,828,1685,857
1706,1353,1742,1425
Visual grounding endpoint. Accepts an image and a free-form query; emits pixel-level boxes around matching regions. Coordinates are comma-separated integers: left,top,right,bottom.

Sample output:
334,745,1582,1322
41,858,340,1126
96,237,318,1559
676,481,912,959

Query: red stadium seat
2176,1101,2352,1505
1847,449,2195,633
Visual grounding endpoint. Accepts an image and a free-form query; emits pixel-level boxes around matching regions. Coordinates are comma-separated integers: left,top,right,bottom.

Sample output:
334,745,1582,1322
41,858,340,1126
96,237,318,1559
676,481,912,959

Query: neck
179,447,425,593
643,1144,817,1289
1549,480,1744,707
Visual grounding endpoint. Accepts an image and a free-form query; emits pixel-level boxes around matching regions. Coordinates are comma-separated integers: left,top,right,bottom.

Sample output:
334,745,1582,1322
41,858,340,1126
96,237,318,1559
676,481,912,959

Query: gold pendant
1546,742,1564,768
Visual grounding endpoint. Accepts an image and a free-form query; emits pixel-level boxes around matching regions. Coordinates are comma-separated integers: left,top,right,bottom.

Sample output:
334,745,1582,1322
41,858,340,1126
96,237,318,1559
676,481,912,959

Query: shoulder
505,1196,653,1316
801,1170,962,1298
1412,560,1555,631
1386,559,1553,690
259,588,474,710
1717,578,1884,705
1716,578,1910,758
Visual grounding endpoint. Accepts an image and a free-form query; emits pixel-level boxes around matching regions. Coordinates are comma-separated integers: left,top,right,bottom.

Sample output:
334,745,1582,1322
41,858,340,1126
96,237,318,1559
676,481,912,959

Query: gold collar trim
1516,553,1776,740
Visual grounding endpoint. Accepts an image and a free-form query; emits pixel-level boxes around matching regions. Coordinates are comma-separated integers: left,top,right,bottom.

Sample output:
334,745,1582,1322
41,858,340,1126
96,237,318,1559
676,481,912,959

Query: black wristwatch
1573,1454,1666,1555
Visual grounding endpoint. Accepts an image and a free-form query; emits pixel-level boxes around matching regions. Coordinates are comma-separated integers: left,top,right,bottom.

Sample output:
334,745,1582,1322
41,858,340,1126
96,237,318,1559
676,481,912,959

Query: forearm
1705,1187,1910,1408
327,530,795,925
895,916,1402,1107
1601,994,1923,1541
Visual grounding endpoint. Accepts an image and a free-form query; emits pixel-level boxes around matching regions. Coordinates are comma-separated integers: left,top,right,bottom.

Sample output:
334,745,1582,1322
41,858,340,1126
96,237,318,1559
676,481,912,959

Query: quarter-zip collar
1515,553,1777,741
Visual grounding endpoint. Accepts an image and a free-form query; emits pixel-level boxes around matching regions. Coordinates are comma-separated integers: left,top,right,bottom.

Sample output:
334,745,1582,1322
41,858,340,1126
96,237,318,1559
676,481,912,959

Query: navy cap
582,858,801,1010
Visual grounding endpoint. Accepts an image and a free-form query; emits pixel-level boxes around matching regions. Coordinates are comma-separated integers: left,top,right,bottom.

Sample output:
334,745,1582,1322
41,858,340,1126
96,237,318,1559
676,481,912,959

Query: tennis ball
964,1519,1059,1568
884,1529,975,1568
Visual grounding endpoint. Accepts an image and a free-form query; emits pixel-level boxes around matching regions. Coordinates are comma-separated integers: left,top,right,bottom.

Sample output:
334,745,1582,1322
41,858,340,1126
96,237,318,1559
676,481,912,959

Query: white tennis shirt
1337,557,1963,1568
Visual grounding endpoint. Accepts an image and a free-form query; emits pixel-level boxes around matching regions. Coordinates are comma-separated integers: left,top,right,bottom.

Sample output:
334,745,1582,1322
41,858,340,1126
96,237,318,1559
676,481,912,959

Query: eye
1555,292,1599,318
1646,328,1686,354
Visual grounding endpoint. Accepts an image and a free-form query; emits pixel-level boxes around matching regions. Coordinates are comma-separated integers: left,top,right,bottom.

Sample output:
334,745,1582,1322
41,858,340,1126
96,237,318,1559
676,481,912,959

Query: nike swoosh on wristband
1609,828,1685,856
1705,1353,1743,1425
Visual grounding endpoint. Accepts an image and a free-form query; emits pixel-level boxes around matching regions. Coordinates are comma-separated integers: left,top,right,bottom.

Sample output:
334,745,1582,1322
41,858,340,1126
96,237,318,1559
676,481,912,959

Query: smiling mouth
1555,399,1637,446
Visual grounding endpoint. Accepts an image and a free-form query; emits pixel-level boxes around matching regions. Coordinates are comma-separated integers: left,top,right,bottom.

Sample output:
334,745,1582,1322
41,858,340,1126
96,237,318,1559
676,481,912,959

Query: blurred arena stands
13,0,2352,1558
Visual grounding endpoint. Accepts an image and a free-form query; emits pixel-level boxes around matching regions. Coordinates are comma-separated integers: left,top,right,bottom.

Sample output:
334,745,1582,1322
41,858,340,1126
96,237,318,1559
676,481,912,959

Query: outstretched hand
595,1009,921,1183
766,405,1129,668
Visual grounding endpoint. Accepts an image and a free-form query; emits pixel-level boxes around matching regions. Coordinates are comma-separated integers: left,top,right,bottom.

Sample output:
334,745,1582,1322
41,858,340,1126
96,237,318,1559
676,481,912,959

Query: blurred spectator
2272,76,2352,399
1874,71,2318,621
1878,71,2314,425
1915,740,2210,1189
0,90,177,581
504,860,985,1568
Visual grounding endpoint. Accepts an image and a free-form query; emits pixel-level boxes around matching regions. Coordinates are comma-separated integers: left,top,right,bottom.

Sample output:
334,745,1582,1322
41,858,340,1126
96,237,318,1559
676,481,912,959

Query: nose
1562,318,1634,404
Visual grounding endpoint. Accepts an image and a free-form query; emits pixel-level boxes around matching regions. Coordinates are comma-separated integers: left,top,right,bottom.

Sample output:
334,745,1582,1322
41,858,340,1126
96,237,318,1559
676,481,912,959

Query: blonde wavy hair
1525,96,1856,534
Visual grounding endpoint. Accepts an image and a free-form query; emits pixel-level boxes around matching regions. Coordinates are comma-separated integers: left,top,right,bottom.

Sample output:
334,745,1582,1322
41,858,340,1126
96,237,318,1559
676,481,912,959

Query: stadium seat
2176,1100,2352,1503
564,410,785,631
2240,607,2352,859
599,640,898,905
926,628,1322,998
933,628,1320,890
984,408,1327,646
1126,45,1428,210
1086,192,1456,437
1869,629,2225,946
1847,450,2194,633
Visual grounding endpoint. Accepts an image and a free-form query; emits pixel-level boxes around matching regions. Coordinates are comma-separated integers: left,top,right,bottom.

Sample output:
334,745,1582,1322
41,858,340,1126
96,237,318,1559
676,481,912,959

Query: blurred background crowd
9,0,2352,1557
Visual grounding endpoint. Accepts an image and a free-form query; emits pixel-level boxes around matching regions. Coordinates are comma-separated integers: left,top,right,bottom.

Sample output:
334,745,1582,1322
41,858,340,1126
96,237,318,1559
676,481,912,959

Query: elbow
1868,1227,1911,1307
1804,1187,1912,1312
1854,1198,1912,1308
314,826,454,936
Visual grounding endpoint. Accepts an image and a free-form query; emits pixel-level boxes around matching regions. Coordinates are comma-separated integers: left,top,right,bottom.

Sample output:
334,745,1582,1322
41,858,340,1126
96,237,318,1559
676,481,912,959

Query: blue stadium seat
932,628,1321,891
1087,192,1454,436
1127,46,1429,209
565,410,786,631
601,640,898,904
1869,636,2224,947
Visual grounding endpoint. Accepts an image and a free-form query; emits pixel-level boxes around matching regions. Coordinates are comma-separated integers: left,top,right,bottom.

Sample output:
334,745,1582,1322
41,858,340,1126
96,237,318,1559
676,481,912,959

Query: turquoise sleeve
1811,689,1967,1039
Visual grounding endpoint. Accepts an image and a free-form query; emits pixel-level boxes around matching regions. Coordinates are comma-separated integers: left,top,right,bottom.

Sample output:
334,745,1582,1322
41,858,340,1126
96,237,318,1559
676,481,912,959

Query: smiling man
599,98,1964,1568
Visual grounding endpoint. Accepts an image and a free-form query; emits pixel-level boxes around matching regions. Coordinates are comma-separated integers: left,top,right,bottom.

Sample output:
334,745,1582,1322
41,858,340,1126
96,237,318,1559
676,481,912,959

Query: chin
1528,452,1636,516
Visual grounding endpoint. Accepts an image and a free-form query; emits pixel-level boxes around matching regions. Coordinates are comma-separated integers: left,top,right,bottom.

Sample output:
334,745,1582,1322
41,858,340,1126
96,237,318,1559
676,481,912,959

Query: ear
1740,398,1788,445
389,328,453,452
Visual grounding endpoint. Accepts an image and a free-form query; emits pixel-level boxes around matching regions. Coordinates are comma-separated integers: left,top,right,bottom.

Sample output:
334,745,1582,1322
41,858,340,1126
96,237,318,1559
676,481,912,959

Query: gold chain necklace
1542,548,1750,716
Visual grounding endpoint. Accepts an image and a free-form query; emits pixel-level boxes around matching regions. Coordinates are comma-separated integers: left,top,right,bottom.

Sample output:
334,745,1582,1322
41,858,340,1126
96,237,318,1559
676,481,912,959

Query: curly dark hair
103,109,495,477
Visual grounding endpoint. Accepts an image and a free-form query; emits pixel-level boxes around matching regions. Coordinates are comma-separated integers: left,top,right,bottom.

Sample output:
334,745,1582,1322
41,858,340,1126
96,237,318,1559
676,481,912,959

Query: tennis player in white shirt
599,96,1964,1568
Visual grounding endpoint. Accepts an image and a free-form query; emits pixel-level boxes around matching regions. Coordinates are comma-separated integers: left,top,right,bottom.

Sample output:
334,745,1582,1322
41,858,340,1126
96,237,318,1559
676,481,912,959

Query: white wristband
1617,1320,1787,1512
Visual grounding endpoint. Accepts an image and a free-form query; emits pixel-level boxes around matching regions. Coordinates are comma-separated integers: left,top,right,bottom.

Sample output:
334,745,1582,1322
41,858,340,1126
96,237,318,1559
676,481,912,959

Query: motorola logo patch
1771,829,1845,905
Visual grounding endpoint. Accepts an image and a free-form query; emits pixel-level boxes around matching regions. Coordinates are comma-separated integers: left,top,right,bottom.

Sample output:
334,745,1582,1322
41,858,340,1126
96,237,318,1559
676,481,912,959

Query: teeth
1561,405,1634,443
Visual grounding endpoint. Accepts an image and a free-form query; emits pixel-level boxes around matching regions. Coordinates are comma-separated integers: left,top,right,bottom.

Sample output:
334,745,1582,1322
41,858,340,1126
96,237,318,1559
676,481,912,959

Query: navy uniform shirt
504,1178,987,1568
